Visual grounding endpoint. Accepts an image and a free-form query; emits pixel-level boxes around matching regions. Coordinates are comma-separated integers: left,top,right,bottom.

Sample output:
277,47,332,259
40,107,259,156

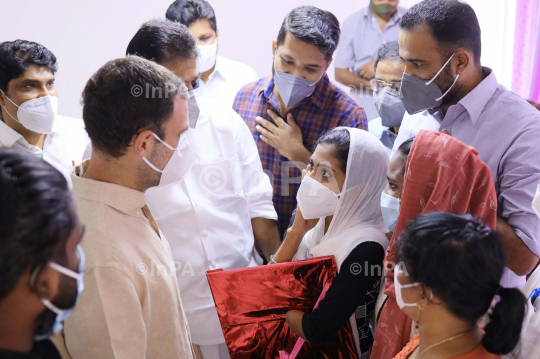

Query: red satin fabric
371,130,497,359
206,256,358,359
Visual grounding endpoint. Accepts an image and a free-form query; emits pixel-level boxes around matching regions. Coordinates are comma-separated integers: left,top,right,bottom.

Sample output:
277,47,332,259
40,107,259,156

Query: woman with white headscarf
272,127,390,358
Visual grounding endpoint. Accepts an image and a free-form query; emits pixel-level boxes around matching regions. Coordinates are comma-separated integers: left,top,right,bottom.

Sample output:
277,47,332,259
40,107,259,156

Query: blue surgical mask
272,50,324,109
399,53,459,115
381,192,400,231
34,245,85,340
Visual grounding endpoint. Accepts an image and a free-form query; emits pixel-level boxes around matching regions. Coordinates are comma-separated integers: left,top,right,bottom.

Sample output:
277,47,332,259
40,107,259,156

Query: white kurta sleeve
233,111,277,220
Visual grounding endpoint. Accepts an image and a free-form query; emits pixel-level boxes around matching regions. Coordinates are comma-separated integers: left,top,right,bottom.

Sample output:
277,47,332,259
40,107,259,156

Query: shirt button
202,230,208,238
211,261,218,268
194,201,199,207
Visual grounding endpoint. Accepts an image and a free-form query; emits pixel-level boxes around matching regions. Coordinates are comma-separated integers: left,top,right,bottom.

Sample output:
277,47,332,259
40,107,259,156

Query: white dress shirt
145,96,277,346
54,115,91,166
0,119,73,184
199,55,258,108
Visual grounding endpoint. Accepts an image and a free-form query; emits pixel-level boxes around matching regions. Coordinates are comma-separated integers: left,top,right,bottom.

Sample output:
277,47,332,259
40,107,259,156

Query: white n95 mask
533,179,540,219
381,192,400,231
296,176,340,220
0,90,58,135
143,133,196,188
395,263,432,310
197,39,218,73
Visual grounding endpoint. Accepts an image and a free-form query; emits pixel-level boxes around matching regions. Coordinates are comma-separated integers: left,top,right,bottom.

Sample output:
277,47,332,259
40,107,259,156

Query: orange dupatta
370,130,497,359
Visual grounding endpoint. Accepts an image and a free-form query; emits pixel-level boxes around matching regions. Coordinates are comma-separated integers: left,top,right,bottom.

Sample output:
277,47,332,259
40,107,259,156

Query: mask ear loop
425,53,456,86
273,49,282,79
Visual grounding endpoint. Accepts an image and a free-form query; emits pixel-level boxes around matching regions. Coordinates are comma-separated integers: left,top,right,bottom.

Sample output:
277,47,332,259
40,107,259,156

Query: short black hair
166,0,217,32
397,136,414,157
126,19,198,63
0,40,58,95
82,56,188,158
396,212,526,355
401,0,481,65
277,6,340,62
315,128,350,173
374,41,401,71
0,149,75,302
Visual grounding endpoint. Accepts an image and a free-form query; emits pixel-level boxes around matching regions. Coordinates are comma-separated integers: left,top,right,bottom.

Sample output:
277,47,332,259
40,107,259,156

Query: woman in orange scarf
371,130,498,359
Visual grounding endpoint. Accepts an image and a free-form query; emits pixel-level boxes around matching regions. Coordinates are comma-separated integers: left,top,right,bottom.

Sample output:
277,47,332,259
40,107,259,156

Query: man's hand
357,60,376,80
255,110,310,165
251,217,281,263
496,216,540,276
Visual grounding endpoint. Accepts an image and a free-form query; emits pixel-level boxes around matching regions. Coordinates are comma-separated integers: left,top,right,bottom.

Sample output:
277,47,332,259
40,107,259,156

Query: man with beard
0,149,84,359
391,0,540,290
63,57,194,359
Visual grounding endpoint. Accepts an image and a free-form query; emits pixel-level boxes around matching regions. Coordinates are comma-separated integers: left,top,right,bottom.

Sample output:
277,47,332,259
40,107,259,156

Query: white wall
0,0,510,119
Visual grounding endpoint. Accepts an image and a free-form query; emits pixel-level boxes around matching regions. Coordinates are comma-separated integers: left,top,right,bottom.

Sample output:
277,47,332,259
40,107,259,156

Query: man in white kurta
146,96,278,355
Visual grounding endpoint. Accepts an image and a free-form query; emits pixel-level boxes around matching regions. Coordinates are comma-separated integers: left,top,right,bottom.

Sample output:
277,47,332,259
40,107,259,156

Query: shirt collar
260,74,330,111
0,120,24,148
208,55,227,82
0,119,59,148
457,67,498,125
71,160,147,217
363,6,404,26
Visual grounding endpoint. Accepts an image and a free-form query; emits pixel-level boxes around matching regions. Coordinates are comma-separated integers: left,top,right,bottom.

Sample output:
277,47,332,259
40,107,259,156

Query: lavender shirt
394,68,540,288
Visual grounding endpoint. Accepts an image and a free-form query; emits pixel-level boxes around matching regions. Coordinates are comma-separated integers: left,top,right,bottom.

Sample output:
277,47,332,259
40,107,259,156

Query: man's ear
132,130,155,159
215,28,220,52
325,58,333,72
0,88,6,107
272,40,277,57
33,265,60,302
454,49,470,75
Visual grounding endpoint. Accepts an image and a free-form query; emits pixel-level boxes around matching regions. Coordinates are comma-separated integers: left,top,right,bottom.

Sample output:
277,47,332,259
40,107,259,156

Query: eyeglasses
370,79,402,93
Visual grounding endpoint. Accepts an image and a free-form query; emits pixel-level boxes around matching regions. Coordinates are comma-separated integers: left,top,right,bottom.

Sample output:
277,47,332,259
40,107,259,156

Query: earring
415,303,423,330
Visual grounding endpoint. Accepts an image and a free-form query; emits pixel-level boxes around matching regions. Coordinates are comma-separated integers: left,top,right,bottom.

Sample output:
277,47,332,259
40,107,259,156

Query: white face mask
197,39,218,73
296,176,340,220
395,263,432,309
0,90,58,135
143,133,196,188
533,180,540,219
381,192,400,231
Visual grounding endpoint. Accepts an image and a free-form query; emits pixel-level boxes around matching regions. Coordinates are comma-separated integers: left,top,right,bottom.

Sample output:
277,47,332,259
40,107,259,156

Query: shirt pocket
198,154,243,208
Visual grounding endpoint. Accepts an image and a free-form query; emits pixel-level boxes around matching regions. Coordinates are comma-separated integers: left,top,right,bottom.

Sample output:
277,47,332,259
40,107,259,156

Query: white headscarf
293,127,390,270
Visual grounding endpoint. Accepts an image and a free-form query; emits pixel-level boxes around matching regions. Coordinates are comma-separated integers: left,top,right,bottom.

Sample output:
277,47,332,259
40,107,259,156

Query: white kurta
0,119,75,185
145,97,277,345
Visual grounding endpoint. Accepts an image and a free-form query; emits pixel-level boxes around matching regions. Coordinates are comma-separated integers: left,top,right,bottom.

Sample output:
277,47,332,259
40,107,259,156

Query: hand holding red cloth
207,256,359,359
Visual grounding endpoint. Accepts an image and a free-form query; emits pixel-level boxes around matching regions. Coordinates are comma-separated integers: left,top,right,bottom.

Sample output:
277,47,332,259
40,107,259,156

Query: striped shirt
233,75,368,235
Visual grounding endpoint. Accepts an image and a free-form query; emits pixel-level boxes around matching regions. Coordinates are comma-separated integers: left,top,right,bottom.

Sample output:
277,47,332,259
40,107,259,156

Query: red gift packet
206,256,359,359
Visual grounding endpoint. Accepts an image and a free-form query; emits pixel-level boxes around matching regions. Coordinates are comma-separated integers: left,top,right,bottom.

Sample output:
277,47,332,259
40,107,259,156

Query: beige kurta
64,161,194,359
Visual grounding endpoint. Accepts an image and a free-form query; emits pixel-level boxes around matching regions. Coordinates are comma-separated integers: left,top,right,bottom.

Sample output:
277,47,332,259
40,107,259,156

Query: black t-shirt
301,241,385,357
0,340,62,359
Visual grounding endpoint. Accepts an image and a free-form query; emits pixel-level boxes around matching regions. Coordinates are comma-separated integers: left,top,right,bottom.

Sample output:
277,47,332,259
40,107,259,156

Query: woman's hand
289,205,319,238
